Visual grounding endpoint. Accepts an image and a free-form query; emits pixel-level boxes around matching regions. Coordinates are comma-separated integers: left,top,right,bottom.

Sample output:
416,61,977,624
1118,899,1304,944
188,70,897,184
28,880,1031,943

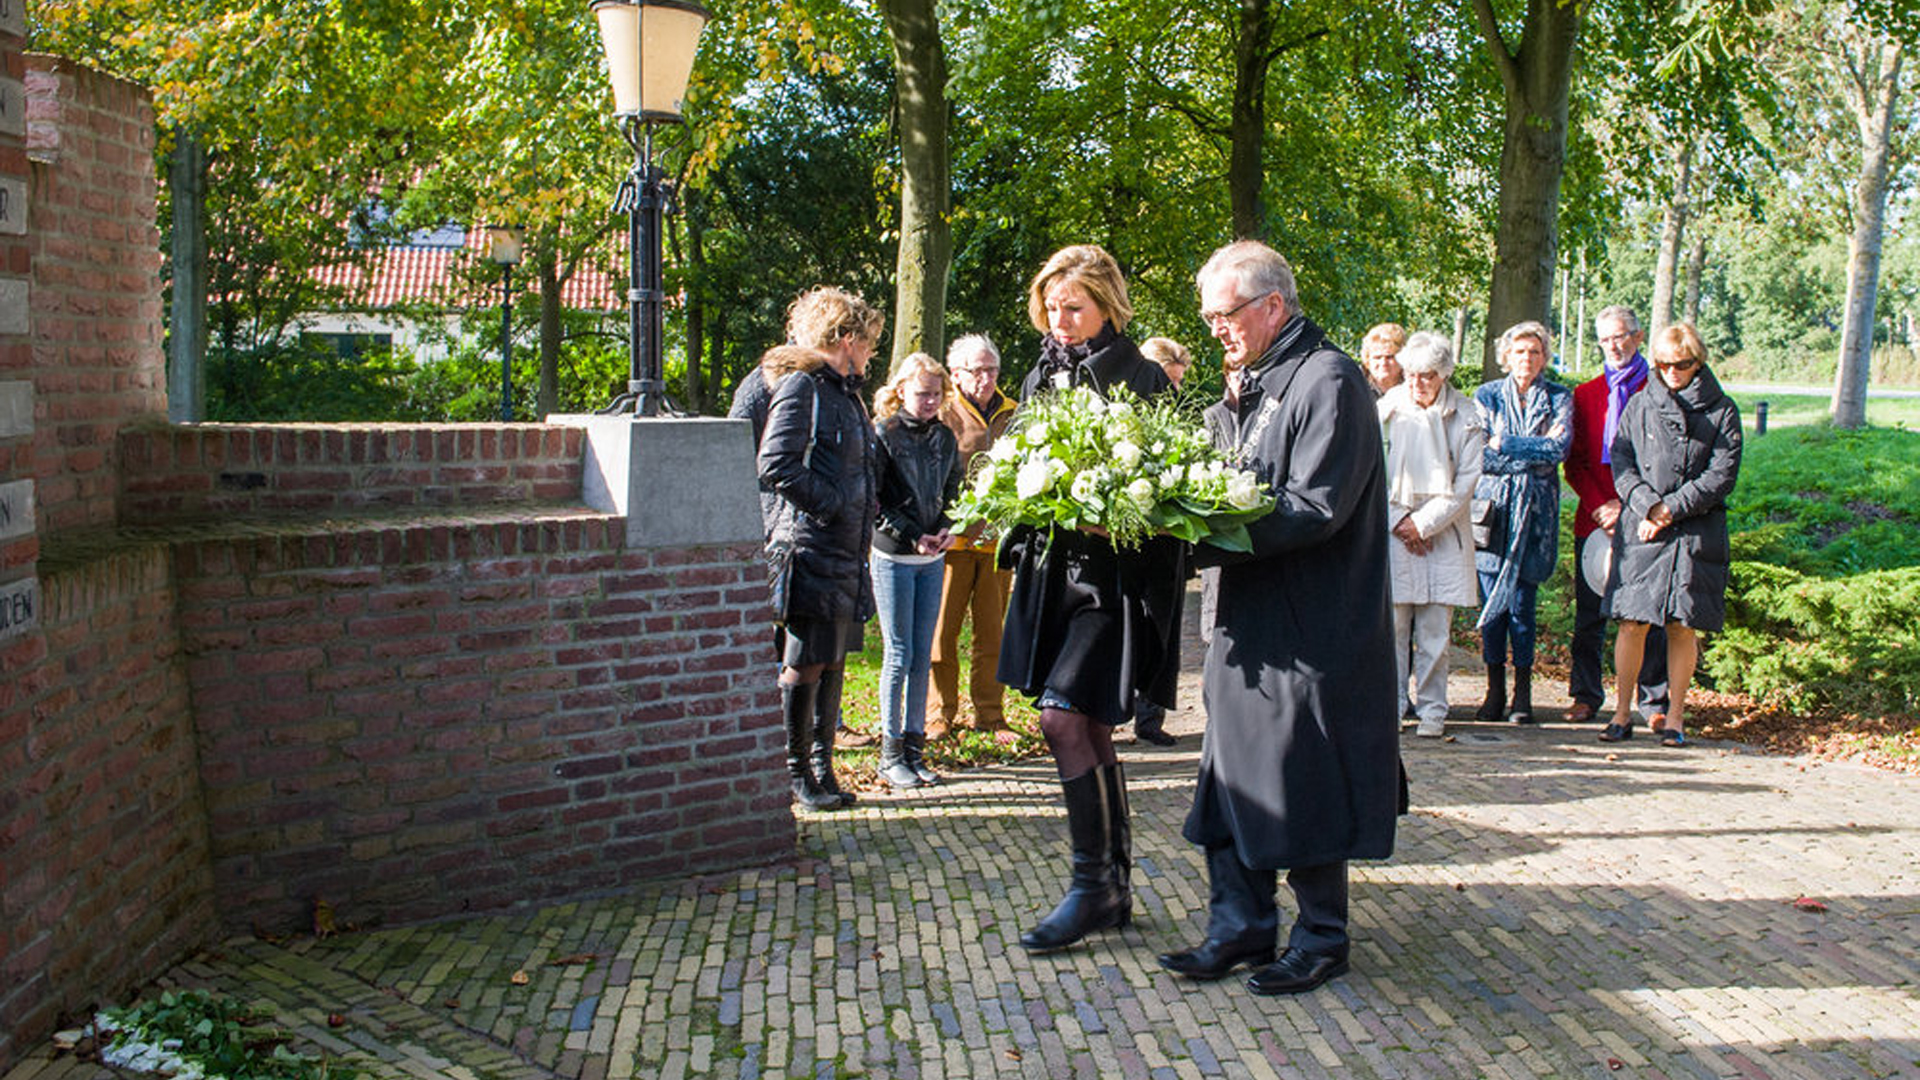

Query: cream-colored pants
1393,603,1454,723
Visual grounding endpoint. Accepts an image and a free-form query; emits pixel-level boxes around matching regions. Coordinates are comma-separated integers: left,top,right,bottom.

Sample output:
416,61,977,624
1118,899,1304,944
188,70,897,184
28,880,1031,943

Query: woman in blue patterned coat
1472,321,1572,724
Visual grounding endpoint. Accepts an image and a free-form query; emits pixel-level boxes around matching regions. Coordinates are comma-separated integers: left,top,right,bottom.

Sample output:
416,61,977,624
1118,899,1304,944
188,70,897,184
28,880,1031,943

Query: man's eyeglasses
1201,291,1273,330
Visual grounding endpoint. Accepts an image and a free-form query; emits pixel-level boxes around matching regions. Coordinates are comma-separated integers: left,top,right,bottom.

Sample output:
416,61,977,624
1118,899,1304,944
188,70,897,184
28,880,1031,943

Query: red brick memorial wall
0,44,791,1074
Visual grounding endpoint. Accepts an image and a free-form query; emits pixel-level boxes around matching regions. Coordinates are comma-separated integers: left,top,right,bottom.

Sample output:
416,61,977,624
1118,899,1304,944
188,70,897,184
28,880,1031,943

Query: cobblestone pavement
11,702,1919,1080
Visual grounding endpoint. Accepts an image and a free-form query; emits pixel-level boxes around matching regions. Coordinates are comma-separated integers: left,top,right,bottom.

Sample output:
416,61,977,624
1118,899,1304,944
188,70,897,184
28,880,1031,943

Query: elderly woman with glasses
1472,321,1572,725
1600,323,1742,747
1379,332,1485,738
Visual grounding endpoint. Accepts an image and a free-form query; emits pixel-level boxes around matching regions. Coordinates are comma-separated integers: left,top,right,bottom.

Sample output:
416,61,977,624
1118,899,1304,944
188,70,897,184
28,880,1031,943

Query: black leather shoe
1246,948,1349,995
1157,938,1275,980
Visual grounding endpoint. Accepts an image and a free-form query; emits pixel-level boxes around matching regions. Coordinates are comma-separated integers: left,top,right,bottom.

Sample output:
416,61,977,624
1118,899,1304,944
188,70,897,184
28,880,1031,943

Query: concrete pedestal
558,414,763,550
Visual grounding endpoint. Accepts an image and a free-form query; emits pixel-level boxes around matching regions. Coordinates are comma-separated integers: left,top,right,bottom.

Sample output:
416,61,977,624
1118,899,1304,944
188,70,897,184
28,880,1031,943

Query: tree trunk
1650,140,1694,336
1684,230,1706,326
1574,249,1589,372
1230,0,1276,239
1831,41,1903,430
1470,0,1582,378
881,0,951,364
1452,306,1473,373
168,127,209,423
537,251,561,419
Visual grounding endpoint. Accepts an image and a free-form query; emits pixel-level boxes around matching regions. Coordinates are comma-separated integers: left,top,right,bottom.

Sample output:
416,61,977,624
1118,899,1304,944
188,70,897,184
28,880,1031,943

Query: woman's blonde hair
1650,322,1708,368
1363,323,1408,353
786,286,884,351
1027,244,1133,335
873,352,953,420
1140,337,1191,371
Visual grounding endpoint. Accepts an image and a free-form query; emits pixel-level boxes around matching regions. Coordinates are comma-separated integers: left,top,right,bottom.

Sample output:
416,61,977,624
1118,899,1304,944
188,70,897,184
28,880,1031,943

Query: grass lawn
1725,388,1920,430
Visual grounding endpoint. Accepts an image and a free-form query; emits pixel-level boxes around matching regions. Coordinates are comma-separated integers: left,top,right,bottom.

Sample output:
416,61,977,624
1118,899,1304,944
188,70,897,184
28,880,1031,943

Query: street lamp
486,224,525,422
590,0,711,416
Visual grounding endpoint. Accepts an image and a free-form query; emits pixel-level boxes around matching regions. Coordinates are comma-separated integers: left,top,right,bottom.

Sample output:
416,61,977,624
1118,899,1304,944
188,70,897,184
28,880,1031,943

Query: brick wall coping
36,504,622,575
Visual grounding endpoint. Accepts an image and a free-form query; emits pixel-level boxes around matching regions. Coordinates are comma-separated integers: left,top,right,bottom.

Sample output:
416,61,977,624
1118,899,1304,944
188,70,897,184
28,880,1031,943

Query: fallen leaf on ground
546,953,600,966
1607,1057,1624,1070
327,1014,346,1029
511,970,531,985
442,999,460,1008
1792,897,1828,913
1005,1049,1022,1061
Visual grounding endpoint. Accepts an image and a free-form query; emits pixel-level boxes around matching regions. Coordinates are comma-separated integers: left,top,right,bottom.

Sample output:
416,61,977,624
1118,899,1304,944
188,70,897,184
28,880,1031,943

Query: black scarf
1036,323,1119,387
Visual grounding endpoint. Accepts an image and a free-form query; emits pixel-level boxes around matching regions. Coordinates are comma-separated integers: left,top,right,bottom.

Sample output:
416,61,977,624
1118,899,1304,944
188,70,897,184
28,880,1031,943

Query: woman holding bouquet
1001,244,1186,953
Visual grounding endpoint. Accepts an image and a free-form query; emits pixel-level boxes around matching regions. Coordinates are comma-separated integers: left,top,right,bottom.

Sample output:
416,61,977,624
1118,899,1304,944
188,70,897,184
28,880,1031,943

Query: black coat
756,363,878,623
998,329,1186,724
1606,365,1742,632
872,412,962,556
1187,317,1399,869
731,371,781,538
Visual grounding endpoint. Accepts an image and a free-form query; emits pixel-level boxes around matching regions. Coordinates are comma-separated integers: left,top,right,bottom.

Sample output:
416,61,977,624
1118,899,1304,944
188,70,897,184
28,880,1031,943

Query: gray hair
1497,320,1553,367
1195,240,1301,318
1398,331,1454,378
946,333,1000,369
1594,304,1640,336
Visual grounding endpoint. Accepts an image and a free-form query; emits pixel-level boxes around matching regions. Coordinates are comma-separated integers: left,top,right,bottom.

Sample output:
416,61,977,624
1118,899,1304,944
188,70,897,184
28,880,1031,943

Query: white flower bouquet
951,385,1275,552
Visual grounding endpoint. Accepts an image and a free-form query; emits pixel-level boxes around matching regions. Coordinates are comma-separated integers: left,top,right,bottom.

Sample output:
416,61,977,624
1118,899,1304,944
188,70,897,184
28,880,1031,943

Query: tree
1469,0,1583,377
1827,29,1906,427
879,0,951,362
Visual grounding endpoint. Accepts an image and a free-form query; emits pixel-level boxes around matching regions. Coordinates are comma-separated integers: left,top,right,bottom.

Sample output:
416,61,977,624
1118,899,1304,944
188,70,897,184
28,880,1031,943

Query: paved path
11,705,1919,1080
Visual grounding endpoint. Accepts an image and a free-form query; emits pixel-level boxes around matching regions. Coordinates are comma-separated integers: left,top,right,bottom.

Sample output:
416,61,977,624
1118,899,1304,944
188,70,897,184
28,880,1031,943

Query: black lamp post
590,0,711,417
485,225,525,422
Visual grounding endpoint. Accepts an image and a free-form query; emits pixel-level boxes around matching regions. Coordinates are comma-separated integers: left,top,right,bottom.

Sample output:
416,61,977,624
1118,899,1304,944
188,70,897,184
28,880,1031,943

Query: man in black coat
1158,240,1400,995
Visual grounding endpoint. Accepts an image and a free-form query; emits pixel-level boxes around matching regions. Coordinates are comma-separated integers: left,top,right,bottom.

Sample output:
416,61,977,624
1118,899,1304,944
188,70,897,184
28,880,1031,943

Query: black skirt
996,526,1184,725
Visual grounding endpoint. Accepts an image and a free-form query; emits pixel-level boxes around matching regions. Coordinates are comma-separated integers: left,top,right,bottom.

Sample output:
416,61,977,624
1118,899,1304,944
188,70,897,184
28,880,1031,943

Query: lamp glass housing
591,0,711,120
485,225,525,266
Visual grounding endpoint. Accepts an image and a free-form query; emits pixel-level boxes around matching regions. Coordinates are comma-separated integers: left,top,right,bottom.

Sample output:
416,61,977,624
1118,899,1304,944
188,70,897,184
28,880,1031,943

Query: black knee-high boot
811,669,856,806
1102,762,1131,910
1020,769,1128,952
1477,663,1506,722
784,682,841,812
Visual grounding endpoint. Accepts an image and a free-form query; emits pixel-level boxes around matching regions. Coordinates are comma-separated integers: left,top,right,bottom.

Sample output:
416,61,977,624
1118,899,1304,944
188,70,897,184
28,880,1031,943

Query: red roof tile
310,228,624,313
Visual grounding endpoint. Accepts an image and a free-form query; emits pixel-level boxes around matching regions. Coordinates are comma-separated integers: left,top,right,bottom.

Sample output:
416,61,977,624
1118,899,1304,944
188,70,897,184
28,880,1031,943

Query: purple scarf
1601,352,1648,464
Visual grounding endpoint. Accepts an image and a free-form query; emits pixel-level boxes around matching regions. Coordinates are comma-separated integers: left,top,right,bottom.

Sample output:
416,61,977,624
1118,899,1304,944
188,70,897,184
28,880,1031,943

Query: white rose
973,464,997,498
1159,466,1184,491
1126,478,1156,510
1106,400,1134,419
1016,459,1054,499
1187,462,1208,485
1070,470,1100,503
1085,396,1108,415
1113,440,1143,471
988,438,1020,464
1226,471,1265,510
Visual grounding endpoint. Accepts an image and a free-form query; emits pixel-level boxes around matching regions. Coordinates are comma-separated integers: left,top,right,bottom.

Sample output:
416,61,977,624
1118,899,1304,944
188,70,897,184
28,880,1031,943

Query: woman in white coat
1378,332,1485,737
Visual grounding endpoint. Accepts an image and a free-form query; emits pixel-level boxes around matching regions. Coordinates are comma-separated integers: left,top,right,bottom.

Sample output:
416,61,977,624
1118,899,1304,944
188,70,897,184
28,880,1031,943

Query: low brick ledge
36,504,623,575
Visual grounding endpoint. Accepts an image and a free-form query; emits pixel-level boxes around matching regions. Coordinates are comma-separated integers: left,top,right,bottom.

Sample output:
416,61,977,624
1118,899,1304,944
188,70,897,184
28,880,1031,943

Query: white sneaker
1416,717,1446,738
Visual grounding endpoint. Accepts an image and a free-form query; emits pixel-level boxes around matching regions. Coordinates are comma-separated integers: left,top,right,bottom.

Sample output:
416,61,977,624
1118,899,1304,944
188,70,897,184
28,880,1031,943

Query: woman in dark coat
999,244,1185,954
1601,323,1742,747
756,288,885,811
1472,321,1573,724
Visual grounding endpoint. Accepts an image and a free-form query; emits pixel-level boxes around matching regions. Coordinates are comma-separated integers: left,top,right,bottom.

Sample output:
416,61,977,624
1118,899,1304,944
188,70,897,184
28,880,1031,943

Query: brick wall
119,423,587,521
1,545,216,1061
171,514,787,930
24,54,165,534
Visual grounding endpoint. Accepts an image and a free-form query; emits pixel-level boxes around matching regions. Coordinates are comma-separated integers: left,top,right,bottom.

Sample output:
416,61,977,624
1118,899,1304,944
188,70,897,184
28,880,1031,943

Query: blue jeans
872,555,946,738
1478,570,1539,669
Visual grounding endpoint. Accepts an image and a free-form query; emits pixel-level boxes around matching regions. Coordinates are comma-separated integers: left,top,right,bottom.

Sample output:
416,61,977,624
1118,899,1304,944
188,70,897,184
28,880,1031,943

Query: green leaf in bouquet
1202,522,1254,552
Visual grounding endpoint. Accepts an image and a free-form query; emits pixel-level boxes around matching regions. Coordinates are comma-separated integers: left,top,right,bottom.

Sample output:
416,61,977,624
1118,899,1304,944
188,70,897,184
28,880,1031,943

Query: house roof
310,226,626,313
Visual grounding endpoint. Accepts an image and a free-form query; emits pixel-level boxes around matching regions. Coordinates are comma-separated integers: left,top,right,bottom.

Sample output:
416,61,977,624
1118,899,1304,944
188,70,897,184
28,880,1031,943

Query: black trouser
1570,553,1668,714
1205,845,1349,957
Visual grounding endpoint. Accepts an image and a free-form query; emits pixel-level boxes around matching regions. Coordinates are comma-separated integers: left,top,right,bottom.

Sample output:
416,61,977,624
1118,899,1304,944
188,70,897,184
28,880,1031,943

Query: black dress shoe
1156,938,1276,980
1246,948,1349,995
